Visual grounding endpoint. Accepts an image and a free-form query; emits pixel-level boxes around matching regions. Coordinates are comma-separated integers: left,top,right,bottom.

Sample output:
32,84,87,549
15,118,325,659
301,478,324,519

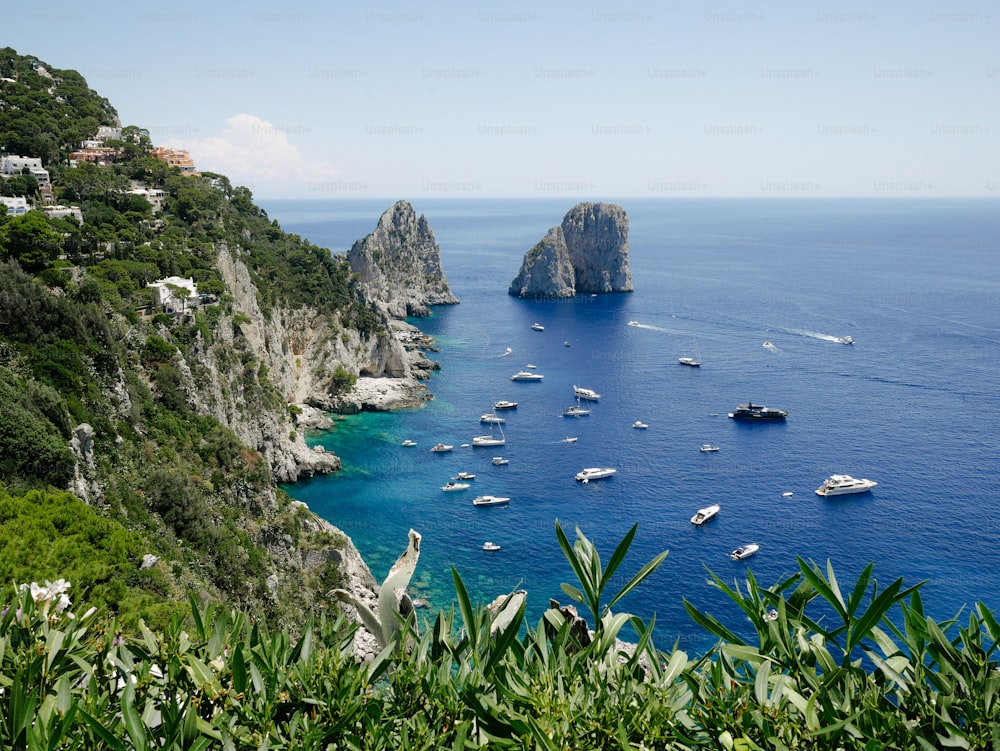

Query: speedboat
473,495,511,507
730,543,759,561
430,443,453,452
782,491,794,498
562,437,578,443
699,444,720,452
633,421,648,429
482,541,501,551
531,323,544,331
815,474,877,497
563,341,571,347
525,363,537,369
492,456,509,465
573,385,601,401
690,504,720,525
563,404,591,417
400,439,417,447
511,371,544,381
762,341,774,348
480,413,506,424
678,356,701,367
837,335,854,345
453,471,476,481
627,321,639,327
575,467,617,483
494,400,518,410
442,481,470,492
728,403,787,420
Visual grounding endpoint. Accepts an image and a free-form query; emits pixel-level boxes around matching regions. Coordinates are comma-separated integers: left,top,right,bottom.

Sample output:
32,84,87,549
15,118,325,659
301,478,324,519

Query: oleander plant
1,522,997,750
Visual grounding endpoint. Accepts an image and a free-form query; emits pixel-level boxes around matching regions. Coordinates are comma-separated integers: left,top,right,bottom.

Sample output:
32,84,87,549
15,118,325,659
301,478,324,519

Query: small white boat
473,495,511,507
562,437,578,443
690,504,721,525
575,467,617,483
430,443,453,453
679,334,702,367
730,543,760,561
453,472,476,481
525,363,537,369
762,341,774,348
782,491,794,498
563,341,571,347
492,456,509,466
573,385,601,401
442,481,470,492
563,404,591,417
472,434,506,447
400,439,417,447
628,321,639,326
633,421,648,429
480,413,506,424
699,444,720,452
494,400,518,410
482,541,501,551
837,335,854,345
815,474,877,497
511,371,544,381
531,323,544,331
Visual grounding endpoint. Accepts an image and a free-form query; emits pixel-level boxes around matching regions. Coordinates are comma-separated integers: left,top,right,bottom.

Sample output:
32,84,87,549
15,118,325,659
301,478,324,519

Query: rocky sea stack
348,200,459,317
509,202,633,298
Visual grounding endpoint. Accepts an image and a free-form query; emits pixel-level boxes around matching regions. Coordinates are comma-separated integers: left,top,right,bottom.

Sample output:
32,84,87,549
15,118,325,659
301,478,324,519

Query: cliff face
507,226,576,299
347,200,459,318
509,202,633,298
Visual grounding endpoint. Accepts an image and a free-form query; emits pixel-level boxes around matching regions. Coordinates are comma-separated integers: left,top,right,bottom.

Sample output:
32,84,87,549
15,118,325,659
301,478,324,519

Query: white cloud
164,113,340,197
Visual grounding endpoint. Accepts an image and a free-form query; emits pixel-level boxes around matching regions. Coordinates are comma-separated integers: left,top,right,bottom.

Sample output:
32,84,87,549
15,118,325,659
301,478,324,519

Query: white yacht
400,439,417,447
531,323,544,331
473,495,511,507
815,474,877,497
679,334,702,367
837,335,855,345
472,433,505,447
690,504,720,525
575,467,617,483
492,456,509,465
452,471,476,481
563,402,591,417
699,444,720,452
482,541,501,551
430,443,453,453
511,371,544,381
441,481,470,492
573,385,601,401
494,400,518,410
562,437,578,443
480,413,506,424
633,421,648,429
730,543,759,561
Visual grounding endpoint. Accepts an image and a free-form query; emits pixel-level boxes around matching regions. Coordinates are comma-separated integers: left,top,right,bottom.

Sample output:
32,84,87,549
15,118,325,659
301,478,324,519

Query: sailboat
472,409,506,446
678,334,702,367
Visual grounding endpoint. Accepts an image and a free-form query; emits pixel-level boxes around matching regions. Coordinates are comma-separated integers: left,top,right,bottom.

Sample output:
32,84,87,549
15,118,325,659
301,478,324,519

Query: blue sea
262,197,1000,654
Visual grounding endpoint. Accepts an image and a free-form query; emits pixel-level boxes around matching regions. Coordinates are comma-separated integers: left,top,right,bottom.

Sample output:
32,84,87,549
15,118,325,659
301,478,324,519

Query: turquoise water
266,197,1000,654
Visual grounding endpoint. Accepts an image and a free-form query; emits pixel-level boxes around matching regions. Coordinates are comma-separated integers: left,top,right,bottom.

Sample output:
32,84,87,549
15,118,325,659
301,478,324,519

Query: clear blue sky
8,0,998,198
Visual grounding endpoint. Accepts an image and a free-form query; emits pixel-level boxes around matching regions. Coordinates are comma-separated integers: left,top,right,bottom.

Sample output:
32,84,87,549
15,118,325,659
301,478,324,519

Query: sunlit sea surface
261,197,1000,654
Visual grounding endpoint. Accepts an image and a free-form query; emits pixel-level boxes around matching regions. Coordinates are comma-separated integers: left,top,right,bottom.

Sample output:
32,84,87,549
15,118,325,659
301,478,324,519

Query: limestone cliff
347,200,459,317
509,202,633,298
507,226,576,299
186,243,435,482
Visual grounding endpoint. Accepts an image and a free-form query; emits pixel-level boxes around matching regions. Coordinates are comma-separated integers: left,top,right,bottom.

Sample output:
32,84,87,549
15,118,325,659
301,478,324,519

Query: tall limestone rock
507,226,576,299
509,202,633,298
348,200,459,317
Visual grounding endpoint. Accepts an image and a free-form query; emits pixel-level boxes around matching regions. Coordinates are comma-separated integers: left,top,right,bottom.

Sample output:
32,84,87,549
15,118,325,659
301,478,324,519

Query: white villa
148,276,198,314
0,196,28,217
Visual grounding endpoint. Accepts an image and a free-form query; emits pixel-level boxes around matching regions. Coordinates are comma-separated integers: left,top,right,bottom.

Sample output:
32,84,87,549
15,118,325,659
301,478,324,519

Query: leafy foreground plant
1,529,998,749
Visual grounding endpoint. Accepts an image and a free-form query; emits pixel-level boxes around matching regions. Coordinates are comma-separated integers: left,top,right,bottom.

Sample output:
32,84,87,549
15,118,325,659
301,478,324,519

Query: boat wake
627,321,689,335
500,347,512,357
793,329,844,343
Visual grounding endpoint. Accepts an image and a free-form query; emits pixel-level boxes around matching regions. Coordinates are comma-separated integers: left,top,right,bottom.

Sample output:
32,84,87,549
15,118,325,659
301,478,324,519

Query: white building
129,183,167,213
1,154,51,189
43,204,84,223
0,196,28,217
148,276,198,314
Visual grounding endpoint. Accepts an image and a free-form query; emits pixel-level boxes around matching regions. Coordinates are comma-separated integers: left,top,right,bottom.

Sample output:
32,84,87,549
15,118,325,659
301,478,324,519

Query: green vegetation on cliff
0,48,375,630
